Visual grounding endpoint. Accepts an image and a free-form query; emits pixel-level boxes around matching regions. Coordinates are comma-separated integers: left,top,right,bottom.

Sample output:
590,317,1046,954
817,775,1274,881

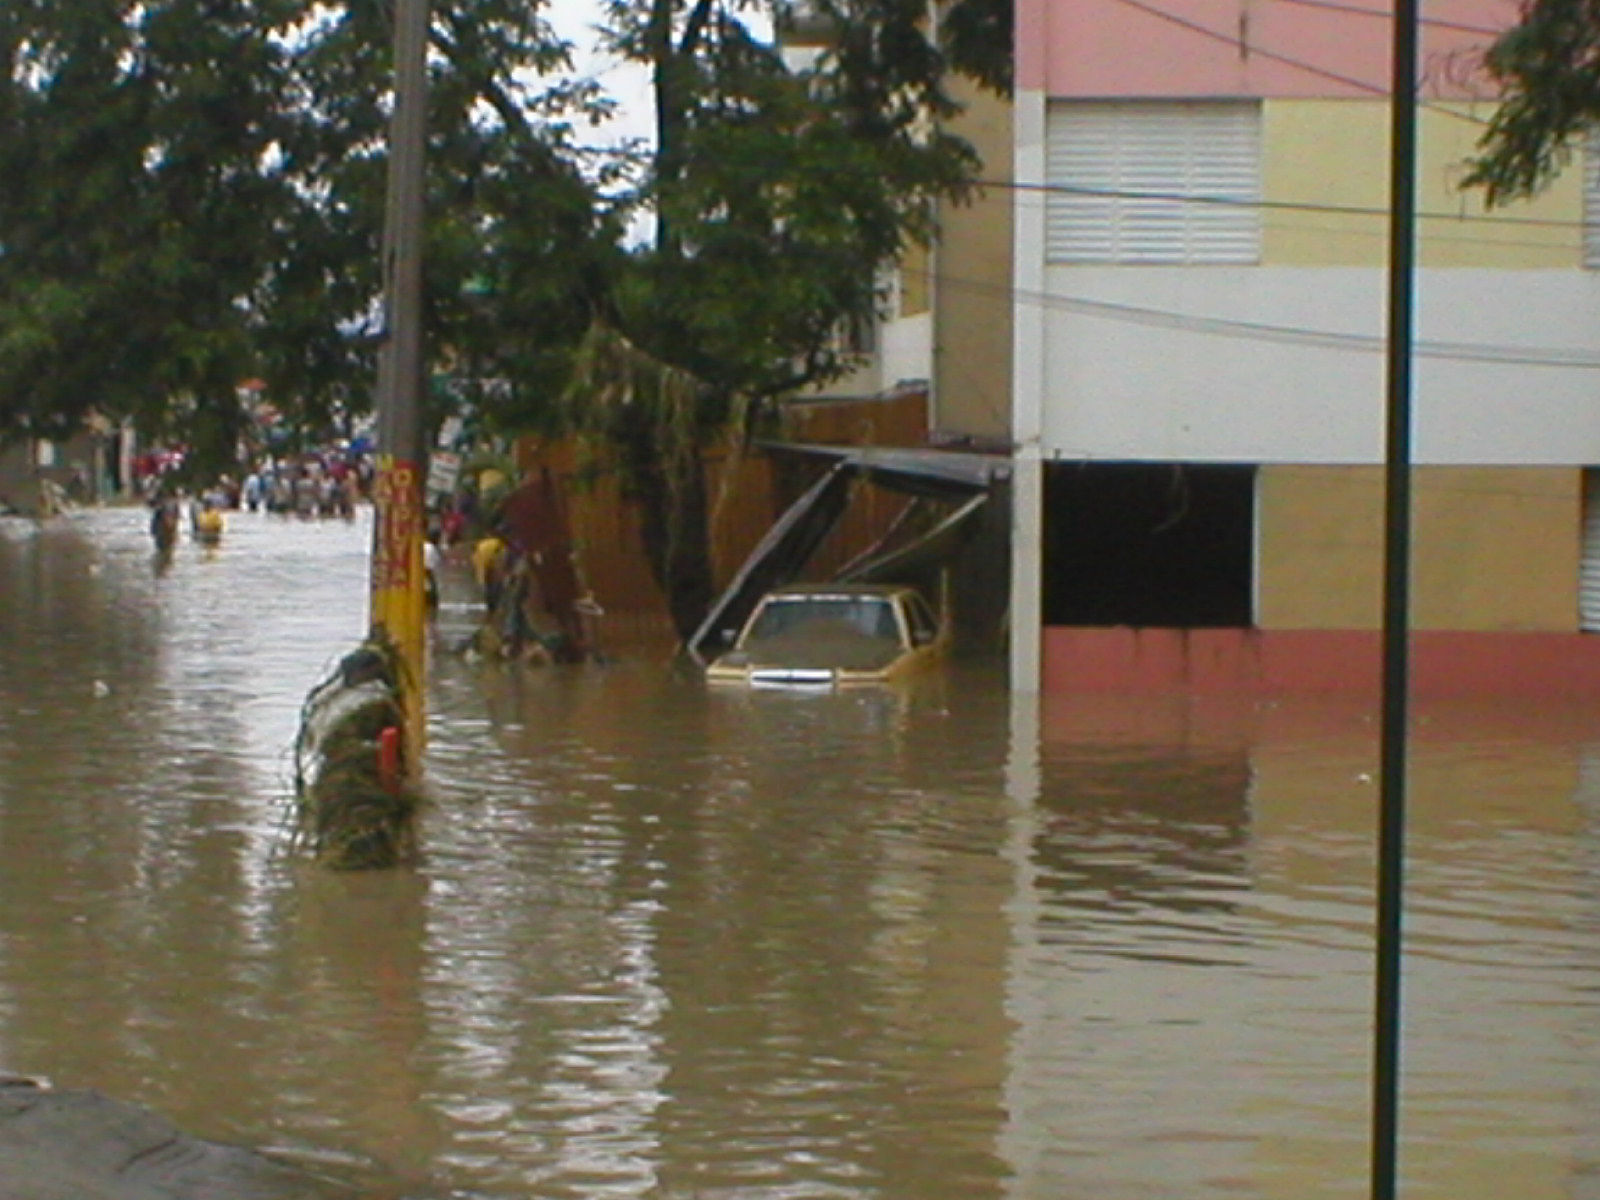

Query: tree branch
677,0,720,58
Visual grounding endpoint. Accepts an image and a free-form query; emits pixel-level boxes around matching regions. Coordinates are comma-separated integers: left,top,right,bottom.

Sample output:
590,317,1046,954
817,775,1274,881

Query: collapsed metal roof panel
758,442,1011,496
686,445,1010,663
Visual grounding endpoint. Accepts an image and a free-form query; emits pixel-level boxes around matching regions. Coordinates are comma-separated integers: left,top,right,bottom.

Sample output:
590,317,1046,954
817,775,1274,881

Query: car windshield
743,596,902,646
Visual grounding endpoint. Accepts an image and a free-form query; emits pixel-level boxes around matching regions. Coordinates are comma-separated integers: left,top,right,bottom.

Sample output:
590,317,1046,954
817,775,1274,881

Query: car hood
732,629,907,675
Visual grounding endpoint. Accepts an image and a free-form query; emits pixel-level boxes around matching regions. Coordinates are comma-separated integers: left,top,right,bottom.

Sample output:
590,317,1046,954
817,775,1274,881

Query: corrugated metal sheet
1045,100,1261,265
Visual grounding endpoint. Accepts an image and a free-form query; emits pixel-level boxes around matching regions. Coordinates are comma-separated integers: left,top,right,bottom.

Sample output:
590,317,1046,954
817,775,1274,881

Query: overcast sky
546,0,656,150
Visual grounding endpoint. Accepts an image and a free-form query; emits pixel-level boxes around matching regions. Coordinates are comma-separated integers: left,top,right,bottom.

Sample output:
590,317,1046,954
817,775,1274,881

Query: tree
0,0,613,465
0,0,297,451
0,0,1013,640
578,0,1010,637
266,0,619,444
1463,0,1600,203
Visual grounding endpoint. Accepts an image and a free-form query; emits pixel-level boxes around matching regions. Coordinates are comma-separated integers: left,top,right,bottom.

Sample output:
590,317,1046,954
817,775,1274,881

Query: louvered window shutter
1045,101,1261,265
1585,129,1600,269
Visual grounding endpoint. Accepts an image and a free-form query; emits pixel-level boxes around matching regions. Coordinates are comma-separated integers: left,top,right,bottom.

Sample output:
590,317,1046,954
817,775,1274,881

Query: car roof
762,583,916,600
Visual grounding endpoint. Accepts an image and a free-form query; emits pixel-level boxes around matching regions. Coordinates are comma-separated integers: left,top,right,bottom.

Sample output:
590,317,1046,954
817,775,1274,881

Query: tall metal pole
1373,2,1418,1197
370,0,430,769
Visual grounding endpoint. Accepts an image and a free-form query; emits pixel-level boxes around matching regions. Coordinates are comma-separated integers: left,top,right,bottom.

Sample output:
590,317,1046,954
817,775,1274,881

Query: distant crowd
137,449,373,521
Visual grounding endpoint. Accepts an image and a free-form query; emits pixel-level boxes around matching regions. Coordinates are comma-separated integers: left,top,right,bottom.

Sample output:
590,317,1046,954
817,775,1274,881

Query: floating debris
289,633,421,869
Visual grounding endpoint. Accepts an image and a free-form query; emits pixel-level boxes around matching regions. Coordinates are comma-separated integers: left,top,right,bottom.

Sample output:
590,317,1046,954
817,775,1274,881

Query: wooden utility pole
370,0,430,769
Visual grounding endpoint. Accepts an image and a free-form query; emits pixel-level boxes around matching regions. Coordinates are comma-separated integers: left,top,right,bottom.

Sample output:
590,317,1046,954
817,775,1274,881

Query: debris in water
288,633,421,869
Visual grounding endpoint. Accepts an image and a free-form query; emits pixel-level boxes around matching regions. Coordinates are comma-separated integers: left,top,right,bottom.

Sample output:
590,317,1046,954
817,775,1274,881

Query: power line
586,148,1591,235
1267,0,1501,37
926,269,1600,368
985,177,1590,233
1251,211,1580,254
1102,0,1491,127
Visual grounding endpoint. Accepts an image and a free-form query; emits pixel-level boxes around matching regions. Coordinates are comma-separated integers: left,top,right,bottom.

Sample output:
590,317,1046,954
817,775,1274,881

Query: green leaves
553,0,1004,636
1,0,1010,470
1465,0,1600,204
0,0,606,448
600,0,986,404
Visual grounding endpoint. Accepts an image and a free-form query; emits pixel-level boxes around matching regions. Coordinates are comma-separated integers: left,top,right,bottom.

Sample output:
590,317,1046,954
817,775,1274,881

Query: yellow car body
704,583,947,687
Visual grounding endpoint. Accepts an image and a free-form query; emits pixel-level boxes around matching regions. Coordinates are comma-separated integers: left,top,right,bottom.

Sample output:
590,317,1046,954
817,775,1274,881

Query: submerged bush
290,635,421,869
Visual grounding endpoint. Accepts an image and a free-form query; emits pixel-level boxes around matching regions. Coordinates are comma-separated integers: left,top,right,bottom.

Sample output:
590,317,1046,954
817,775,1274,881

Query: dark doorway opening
1042,462,1255,627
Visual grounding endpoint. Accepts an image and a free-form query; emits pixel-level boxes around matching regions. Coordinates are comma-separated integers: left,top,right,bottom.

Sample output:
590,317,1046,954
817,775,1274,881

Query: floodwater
2,506,1599,1200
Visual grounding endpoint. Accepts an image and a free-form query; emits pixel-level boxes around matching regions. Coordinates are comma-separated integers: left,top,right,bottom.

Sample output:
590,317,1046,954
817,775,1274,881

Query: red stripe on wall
1041,628,1600,699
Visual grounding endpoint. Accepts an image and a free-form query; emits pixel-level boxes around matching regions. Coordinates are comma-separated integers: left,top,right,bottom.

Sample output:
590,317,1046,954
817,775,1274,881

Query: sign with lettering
426,451,460,498
372,459,422,591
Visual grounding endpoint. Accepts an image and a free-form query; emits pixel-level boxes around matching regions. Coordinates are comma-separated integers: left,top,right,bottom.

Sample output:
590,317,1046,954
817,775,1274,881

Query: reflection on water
2,509,1599,1199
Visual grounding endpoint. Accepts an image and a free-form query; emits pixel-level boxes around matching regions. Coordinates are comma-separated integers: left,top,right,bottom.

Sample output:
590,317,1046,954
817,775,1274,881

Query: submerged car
704,582,946,686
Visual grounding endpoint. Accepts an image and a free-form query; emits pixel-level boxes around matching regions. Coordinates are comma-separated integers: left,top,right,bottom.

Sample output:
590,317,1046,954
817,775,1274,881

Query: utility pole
370,0,430,770
1373,2,1418,1198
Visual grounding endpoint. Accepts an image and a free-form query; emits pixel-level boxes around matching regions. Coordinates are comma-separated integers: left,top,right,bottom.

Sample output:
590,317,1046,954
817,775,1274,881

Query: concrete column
1009,84,1048,694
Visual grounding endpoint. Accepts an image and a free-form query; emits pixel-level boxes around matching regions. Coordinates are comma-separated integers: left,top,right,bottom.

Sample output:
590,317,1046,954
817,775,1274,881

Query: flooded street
2,506,1599,1199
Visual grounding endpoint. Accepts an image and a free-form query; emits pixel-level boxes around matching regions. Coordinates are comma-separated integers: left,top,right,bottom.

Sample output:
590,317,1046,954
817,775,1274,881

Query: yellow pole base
369,454,427,774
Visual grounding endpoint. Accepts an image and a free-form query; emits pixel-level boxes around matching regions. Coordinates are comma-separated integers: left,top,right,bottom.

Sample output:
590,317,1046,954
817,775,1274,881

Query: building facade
0,429,121,515
1009,0,1600,696
778,9,1016,448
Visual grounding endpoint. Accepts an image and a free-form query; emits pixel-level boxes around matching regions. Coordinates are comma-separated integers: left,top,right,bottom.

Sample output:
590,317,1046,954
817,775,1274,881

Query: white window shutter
1045,101,1262,265
1585,128,1600,269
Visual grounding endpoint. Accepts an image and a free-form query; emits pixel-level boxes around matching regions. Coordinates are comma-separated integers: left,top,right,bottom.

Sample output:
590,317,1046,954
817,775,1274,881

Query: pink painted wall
1016,0,1523,100
1041,628,1600,700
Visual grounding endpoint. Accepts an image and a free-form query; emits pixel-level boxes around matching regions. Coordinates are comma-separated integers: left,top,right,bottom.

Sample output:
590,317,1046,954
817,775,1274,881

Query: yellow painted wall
900,242,931,318
1258,465,1579,631
1262,101,1583,268
1257,465,1383,628
931,78,1013,442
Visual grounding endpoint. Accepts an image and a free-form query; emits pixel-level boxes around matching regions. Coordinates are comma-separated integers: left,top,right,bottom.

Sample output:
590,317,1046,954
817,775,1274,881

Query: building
773,4,1014,448
0,426,122,515
1008,0,1600,697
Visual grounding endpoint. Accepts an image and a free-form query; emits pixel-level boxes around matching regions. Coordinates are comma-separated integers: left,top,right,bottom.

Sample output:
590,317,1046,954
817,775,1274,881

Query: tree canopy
2,0,1009,631
2,0,1008,457
1465,0,1600,204
599,0,999,399
578,0,1007,632
0,0,614,459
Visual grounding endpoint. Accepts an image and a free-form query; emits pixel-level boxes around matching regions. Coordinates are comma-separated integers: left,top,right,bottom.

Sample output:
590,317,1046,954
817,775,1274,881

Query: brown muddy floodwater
1,505,1599,1200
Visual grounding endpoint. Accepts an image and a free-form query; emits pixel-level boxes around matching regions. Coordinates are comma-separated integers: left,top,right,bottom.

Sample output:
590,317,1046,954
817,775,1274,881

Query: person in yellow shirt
471,533,507,613
192,498,225,543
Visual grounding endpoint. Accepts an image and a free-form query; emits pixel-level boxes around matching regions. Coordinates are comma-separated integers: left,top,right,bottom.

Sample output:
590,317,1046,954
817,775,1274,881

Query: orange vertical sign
372,460,423,591
369,454,427,772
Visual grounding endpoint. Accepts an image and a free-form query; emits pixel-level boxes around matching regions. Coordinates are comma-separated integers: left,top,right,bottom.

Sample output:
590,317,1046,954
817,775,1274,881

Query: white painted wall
818,309,931,398
1037,267,1600,465
878,311,933,392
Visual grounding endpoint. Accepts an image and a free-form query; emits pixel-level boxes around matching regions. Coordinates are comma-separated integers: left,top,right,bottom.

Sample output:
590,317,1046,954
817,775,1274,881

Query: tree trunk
620,424,717,642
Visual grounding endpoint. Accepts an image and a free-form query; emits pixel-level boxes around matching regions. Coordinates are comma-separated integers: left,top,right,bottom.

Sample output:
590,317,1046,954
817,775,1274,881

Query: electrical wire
1102,0,1493,127
1266,0,1502,37
967,178,1593,256
926,269,1600,368
990,177,1589,233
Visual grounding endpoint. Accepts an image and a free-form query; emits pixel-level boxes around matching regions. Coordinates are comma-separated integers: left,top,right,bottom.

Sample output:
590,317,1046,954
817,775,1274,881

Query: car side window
906,595,937,644
871,603,900,640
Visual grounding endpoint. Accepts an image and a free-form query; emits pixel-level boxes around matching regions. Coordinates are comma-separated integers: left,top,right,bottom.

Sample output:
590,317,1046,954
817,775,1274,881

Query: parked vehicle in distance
704,582,947,687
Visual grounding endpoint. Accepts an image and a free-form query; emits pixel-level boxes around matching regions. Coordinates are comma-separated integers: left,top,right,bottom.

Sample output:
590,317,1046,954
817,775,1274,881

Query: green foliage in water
291,637,421,870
